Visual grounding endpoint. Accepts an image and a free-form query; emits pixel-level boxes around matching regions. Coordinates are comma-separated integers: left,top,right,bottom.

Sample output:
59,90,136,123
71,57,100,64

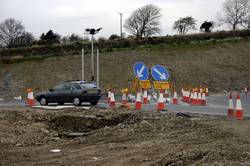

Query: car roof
64,80,95,84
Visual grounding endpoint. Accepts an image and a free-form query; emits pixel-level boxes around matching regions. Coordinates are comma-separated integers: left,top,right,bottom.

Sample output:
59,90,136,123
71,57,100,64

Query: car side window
74,83,82,90
63,83,71,91
53,84,64,91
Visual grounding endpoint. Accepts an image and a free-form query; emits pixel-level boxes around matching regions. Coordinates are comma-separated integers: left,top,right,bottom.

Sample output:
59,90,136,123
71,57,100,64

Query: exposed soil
1,107,250,166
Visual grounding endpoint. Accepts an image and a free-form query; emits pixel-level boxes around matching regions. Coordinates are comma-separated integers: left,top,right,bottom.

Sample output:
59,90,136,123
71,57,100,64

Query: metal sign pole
81,48,84,81
97,49,99,87
91,34,94,82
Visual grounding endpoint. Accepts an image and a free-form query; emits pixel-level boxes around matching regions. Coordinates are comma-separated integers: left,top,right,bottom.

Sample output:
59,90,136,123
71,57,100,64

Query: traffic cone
190,92,193,104
197,92,202,105
235,93,243,120
172,91,178,105
245,87,248,95
121,92,127,105
107,91,111,104
26,88,35,106
143,90,148,104
205,88,209,96
135,92,142,110
227,93,234,118
192,92,198,105
187,90,190,103
181,89,185,102
157,93,165,111
201,93,206,105
147,94,152,104
109,92,116,107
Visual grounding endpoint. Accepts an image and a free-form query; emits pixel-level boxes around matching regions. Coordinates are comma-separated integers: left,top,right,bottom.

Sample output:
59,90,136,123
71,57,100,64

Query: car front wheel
73,97,81,106
39,97,48,106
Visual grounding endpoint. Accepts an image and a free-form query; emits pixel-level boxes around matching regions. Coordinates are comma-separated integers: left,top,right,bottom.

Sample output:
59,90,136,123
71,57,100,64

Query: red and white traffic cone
181,89,184,102
107,91,111,104
235,93,243,120
157,93,165,111
143,90,148,104
190,92,193,104
121,92,127,105
201,92,206,105
172,91,178,105
26,88,35,106
192,92,198,105
135,92,142,110
109,92,116,107
205,88,209,96
227,93,234,118
197,92,202,105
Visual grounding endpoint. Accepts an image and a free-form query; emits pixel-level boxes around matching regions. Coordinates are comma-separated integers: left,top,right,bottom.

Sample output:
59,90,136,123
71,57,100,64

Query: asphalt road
0,93,249,117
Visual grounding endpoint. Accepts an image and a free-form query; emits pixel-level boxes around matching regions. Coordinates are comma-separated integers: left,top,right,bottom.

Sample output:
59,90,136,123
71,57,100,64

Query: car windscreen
79,83,97,89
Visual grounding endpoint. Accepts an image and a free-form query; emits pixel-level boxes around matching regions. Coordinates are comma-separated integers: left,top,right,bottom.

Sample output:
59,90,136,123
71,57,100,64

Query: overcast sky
0,0,226,39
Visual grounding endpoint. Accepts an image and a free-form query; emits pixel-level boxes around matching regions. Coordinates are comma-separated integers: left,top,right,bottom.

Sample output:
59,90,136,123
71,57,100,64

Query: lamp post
85,28,102,82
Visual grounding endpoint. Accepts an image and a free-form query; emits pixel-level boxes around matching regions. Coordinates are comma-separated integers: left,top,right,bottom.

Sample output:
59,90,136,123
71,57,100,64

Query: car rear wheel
90,101,98,105
40,97,48,106
73,97,81,106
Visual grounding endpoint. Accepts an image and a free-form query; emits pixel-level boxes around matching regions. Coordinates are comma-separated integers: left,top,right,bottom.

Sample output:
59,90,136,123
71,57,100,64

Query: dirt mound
49,112,134,133
1,107,250,165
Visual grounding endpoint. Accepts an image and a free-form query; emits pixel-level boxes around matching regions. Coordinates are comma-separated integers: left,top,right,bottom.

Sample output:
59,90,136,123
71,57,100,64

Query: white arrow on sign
136,65,145,78
153,68,167,80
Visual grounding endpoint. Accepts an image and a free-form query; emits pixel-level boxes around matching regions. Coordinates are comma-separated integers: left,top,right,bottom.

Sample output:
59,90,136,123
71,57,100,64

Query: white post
97,49,99,87
91,35,94,82
81,48,84,81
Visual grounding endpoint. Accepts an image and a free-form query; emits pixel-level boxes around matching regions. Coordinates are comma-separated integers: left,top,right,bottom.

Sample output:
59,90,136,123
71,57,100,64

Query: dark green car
35,81,101,106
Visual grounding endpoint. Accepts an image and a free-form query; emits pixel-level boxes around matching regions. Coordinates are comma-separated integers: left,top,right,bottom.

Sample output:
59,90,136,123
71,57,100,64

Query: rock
140,120,151,126
41,129,49,134
51,137,61,141
15,143,22,147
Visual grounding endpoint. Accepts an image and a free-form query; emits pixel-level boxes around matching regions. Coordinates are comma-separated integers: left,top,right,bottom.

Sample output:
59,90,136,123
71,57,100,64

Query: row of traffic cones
228,93,244,120
108,90,167,111
181,89,207,106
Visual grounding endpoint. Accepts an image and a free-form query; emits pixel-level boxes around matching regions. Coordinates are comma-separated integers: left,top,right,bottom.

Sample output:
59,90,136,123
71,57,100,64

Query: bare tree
218,0,250,30
124,4,161,38
173,16,197,34
242,14,250,28
0,18,25,47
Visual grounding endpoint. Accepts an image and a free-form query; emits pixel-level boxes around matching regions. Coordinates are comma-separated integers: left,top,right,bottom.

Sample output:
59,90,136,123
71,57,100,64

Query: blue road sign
133,62,149,80
151,65,169,81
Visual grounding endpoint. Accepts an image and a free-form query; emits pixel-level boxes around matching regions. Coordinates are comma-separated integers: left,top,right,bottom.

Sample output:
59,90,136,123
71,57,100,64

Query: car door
47,83,64,102
61,83,74,102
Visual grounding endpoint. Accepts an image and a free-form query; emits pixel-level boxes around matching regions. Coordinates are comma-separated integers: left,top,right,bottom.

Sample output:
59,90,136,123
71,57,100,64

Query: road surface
0,93,249,117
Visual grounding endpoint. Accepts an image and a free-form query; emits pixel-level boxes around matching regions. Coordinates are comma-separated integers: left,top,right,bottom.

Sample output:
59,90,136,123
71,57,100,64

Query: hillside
0,38,250,98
